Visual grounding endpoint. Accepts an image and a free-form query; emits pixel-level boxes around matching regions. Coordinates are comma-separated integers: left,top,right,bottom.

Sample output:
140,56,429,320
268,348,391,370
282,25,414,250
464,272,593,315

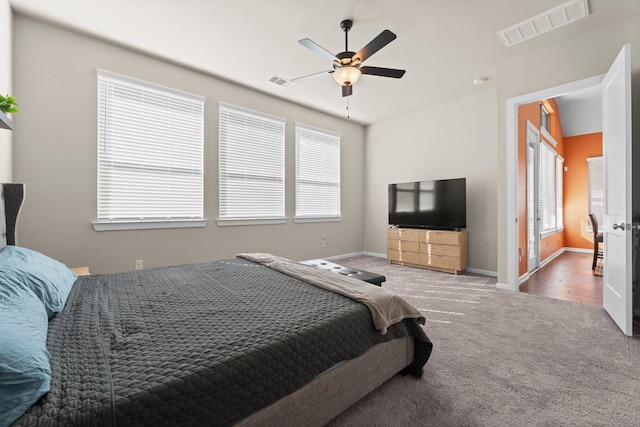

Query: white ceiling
555,85,603,137
9,0,640,125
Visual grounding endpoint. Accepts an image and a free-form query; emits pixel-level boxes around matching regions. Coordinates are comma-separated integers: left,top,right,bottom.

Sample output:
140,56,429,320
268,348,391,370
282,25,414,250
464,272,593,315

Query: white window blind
295,123,341,220
556,155,564,229
539,141,556,232
96,70,204,227
218,102,285,220
588,156,604,227
539,138,564,234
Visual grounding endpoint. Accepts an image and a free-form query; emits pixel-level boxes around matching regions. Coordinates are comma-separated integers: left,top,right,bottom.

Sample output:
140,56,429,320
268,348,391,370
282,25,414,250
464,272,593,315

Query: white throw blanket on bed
238,253,425,334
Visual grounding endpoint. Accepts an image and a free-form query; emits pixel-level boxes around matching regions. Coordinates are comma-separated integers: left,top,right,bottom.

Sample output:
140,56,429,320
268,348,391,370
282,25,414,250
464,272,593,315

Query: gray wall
12,16,366,273
495,14,640,286
0,0,12,182
363,89,499,275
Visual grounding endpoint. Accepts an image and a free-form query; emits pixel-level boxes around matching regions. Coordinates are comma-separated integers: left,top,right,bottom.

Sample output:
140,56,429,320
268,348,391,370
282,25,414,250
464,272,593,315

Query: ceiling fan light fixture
333,66,361,86
295,20,403,99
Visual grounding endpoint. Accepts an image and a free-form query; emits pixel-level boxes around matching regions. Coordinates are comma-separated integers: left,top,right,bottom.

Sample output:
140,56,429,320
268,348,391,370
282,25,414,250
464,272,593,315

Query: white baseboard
563,247,592,253
496,282,518,291
363,251,387,259
519,271,533,284
539,247,566,268
465,267,497,277
518,247,567,283
323,252,366,261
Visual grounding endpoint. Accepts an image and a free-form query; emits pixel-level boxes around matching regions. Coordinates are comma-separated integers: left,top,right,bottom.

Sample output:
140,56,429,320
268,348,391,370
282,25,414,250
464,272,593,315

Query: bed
0,183,432,426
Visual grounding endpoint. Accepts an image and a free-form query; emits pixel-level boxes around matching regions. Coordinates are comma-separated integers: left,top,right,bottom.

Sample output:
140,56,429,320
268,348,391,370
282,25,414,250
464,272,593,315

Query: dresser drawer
399,251,421,265
388,228,420,242
400,240,419,253
420,230,460,245
419,253,462,270
420,242,460,257
387,239,420,253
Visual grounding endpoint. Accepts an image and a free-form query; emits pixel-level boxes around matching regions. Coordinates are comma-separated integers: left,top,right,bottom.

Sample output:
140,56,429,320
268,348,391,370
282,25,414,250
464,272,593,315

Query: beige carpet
326,255,640,427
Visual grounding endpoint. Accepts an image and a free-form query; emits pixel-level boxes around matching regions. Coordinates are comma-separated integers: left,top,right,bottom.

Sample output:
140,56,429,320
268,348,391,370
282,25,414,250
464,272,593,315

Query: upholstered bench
301,259,386,286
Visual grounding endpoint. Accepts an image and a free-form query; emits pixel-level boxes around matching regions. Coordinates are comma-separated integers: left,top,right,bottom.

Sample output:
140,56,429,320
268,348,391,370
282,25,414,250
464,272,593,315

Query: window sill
294,216,342,223
216,217,288,227
93,219,206,231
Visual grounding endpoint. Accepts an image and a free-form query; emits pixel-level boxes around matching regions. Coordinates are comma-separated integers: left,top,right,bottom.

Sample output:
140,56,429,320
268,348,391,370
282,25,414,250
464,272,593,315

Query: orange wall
563,132,603,249
517,99,565,277
540,232,563,261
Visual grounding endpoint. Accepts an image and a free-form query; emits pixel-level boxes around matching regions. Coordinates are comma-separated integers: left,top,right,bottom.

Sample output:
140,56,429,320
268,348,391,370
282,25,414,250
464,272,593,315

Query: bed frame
0,183,24,247
239,337,414,426
1,183,419,426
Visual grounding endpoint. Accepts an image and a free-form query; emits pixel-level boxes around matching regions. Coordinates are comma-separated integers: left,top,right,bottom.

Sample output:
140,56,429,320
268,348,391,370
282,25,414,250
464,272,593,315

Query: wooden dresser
387,227,468,274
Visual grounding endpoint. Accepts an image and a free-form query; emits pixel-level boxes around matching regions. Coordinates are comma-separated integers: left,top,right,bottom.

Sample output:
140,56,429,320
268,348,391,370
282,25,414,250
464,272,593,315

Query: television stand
387,227,468,274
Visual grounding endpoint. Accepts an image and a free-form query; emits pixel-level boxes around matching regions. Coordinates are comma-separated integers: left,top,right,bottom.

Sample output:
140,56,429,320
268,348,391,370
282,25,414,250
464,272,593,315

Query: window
295,123,341,221
95,70,205,231
540,103,550,131
588,156,604,227
218,103,285,224
539,138,563,234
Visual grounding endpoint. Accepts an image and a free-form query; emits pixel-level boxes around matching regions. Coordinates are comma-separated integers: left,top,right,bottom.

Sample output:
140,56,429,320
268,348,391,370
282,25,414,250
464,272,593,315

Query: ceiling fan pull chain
346,97,350,119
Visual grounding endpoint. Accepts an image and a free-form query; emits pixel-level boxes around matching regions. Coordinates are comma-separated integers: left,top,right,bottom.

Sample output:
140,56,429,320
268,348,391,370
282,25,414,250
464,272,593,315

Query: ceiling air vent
498,0,589,47
269,75,294,87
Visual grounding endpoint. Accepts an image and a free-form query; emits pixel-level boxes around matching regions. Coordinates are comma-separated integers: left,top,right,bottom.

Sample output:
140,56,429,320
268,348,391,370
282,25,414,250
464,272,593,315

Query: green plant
0,94,19,113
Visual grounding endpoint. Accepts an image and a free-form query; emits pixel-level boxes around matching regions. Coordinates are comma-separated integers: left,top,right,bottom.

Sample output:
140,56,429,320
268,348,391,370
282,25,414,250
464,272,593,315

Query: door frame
504,74,605,292
526,120,540,274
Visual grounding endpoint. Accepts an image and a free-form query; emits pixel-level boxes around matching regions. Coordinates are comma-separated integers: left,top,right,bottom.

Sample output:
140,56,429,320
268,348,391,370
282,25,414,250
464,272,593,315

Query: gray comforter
14,257,431,426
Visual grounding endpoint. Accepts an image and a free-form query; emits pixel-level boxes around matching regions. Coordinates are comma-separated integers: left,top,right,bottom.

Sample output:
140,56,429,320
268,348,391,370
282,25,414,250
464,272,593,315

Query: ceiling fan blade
291,70,334,83
342,85,353,97
299,38,339,62
360,66,406,78
351,30,396,64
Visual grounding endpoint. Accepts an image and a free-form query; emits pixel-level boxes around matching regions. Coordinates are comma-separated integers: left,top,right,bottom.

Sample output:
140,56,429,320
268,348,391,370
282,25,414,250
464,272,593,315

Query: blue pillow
0,246,77,319
0,284,51,427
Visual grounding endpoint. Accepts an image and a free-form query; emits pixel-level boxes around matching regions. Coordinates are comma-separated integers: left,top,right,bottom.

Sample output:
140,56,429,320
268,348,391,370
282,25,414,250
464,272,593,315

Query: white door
602,44,633,336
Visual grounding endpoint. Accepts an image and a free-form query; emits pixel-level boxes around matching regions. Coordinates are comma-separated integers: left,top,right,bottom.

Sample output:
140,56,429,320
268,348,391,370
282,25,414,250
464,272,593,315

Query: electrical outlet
322,236,327,248
135,259,143,270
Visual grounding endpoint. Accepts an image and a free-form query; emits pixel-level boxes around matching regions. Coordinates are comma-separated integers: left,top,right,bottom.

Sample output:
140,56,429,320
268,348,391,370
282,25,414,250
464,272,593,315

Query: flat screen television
388,178,466,230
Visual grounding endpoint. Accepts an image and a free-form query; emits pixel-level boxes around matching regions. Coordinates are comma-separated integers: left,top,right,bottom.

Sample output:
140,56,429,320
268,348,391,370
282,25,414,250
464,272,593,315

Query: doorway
520,94,599,284
506,74,606,294
506,45,633,336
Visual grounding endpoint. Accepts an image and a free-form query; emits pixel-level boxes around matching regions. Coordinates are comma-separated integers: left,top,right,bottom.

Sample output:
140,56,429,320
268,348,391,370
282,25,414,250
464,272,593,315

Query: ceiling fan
294,19,406,97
